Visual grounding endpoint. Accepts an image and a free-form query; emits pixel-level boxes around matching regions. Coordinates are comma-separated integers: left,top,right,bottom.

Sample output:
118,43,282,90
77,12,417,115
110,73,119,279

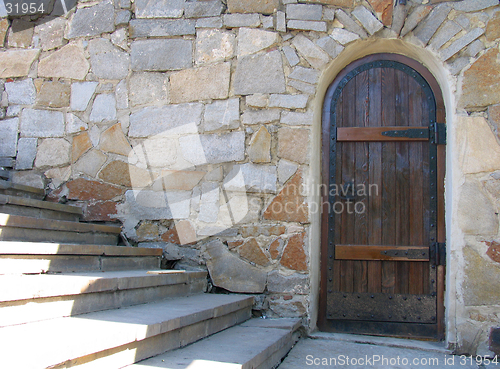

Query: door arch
319,54,446,339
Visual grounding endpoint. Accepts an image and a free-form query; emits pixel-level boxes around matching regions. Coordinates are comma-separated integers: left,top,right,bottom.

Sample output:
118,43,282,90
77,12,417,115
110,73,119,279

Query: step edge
0,194,83,215
0,180,45,195
0,242,162,256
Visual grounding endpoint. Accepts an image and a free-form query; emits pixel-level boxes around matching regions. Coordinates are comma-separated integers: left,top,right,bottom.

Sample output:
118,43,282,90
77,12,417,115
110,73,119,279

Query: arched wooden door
319,54,446,339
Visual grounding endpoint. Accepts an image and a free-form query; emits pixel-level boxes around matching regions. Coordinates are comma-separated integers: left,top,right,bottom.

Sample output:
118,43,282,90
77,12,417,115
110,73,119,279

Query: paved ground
278,333,498,369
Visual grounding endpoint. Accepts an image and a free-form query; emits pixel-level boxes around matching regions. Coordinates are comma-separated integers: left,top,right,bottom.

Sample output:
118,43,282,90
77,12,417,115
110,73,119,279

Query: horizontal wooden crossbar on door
337,127,430,141
335,245,430,261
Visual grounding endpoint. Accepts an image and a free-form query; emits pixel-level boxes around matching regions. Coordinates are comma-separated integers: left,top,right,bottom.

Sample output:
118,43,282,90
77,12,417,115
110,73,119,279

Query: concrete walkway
278,333,498,369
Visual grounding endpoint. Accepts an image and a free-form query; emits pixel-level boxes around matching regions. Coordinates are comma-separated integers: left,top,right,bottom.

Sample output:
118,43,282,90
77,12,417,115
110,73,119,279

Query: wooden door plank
336,245,429,261
337,127,429,142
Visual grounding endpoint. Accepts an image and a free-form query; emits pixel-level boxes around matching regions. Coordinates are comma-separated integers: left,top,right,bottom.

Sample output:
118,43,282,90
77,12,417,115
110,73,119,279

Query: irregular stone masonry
1,0,500,352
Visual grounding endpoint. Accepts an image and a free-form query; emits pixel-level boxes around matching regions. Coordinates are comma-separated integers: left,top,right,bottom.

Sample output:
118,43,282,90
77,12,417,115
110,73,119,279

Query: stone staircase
0,180,301,369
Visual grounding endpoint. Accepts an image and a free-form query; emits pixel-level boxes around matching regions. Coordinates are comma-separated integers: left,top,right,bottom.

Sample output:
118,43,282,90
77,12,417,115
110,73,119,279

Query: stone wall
1,0,500,354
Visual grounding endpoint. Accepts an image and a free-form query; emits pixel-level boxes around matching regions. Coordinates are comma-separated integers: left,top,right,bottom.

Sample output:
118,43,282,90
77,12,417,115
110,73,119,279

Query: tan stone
239,238,269,266
169,62,231,104
278,127,309,164
0,19,9,47
460,49,500,109
280,232,307,271
98,160,157,188
227,0,279,15
161,220,197,245
73,149,107,177
457,116,500,174
72,132,92,163
248,126,271,163
37,81,71,108
263,170,308,223
0,49,39,78
463,245,500,306
35,138,71,168
368,0,393,26
302,0,353,7
488,104,500,143
8,20,34,48
38,44,89,80
269,237,284,259
99,123,132,156
158,170,206,191
136,222,159,241
228,240,244,249
486,11,500,42
84,201,118,222
66,178,125,201
485,241,500,264
240,224,286,238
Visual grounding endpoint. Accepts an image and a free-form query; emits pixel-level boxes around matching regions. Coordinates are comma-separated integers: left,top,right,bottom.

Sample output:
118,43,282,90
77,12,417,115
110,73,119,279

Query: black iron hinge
430,242,446,266
430,123,447,145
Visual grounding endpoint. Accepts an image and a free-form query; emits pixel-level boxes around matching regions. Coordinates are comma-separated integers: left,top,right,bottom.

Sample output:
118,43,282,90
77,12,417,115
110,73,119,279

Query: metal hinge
430,242,446,266
430,123,447,145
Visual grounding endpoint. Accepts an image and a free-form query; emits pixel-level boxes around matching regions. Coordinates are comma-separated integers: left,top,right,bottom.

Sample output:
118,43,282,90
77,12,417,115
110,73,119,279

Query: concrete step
0,242,162,274
0,193,83,221
0,270,207,326
127,318,302,369
0,179,45,199
0,294,254,369
0,213,121,245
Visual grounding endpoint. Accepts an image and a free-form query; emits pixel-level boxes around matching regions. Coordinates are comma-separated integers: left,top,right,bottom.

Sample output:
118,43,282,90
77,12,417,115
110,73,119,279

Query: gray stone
454,14,470,30
413,4,451,46
315,36,344,58
129,73,168,107
287,20,327,32
391,3,408,35
124,190,191,220
330,28,360,45
66,114,88,134
351,6,383,35
5,79,36,105
440,28,484,61
20,109,64,138
35,138,71,168
323,7,335,21
281,110,314,126
185,0,223,18
465,39,485,58
288,80,315,95
196,17,223,28
269,94,308,109
334,9,368,38
132,137,177,168
90,94,117,123
286,4,322,21
6,106,22,118
289,66,319,85
179,131,245,165
71,82,98,112
131,39,193,71
195,29,236,64
129,19,196,37
88,39,130,80
223,14,261,28
116,10,131,26
15,138,37,170
237,27,279,56
246,94,268,108
277,11,286,32
111,28,128,50
199,182,220,223
234,50,286,95
129,103,203,137
446,56,468,75
0,118,18,157
278,159,298,184
73,149,107,177
38,44,89,80
0,49,39,78
242,109,280,125
36,17,66,51
400,5,431,37
452,0,498,12
197,227,239,237
429,21,461,50
282,45,300,67
115,80,128,110
223,163,277,193
11,171,45,190
205,239,267,293
267,270,309,294
66,0,115,38
135,0,185,18
203,98,240,132
261,14,274,29
292,34,330,69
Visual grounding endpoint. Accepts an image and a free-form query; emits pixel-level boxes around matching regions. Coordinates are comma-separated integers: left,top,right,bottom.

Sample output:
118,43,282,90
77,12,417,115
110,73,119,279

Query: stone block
180,131,245,165
237,27,278,56
5,79,36,105
132,137,177,168
36,81,70,108
292,34,329,70
98,160,155,188
278,127,309,164
20,109,64,138
157,170,205,191
452,0,498,12
115,10,131,26
129,103,202,137
269,94,308,109
161,220,197,245
66,114,87,134
199,182,220,223
278,159,298,184
261,14,274,29
170,62,230,104
15,137,37,170
6,106,20,118
248,126,271,163
35,138,71,168
227,0,279,15
289,66,319,85
7,20,33,48
234,50,286,95
38,44,89,80
303,0,353,6
72,132,92,163
459,179,498,235
264,170,308,222
465,39,485,58
239,238,269,266
330,28,360,45
100,123,132,156
0,19,8,47
0,49,39,78
90,94,117,123
351,5,383,36
205,239,267,293
223,14,261,28
223,163,277,193
486,12,500,42
0,118,19,157
196,17,223,28
66,178,125,201
463,245,500,306
131,39,193,71
315,36,344,58
203,98,240,132
286,4,323,21
400,5,432,37
288,20,327,32
84,201,118,222
66,0,115,38
413,4,451,46
115,80,128,110
124,190,191,220
195,29,236,64
129,73,168,107
367,0,393,26
460,49,500,109
267,270,309,294
246,94,268,108
448,57,469,76
429,21,461,50
242,109,280,124
281,110,314,126
290,79,315,93
277,11,286,32
185,0,223,18
129,19,195,37
73,149,107,177
440,28,484,61
282,45,300,67
11,172,45,190
70,82,98,112
334,9,368,38
281,232,307,271
135,0,185,18
88,38,130,80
